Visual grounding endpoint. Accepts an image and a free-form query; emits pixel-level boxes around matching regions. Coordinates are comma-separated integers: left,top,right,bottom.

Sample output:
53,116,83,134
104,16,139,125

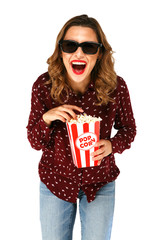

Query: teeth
72,62,86,65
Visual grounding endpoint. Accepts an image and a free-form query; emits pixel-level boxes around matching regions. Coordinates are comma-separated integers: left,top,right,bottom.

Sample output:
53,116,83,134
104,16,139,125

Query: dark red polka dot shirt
27,72,136,203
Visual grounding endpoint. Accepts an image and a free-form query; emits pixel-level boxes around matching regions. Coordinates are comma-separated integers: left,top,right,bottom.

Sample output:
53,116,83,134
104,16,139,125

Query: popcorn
68,113,102,124
66,114,101,168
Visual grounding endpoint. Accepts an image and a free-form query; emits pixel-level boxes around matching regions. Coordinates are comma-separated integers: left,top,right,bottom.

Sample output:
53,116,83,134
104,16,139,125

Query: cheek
88,58,98,72
61,53,70,69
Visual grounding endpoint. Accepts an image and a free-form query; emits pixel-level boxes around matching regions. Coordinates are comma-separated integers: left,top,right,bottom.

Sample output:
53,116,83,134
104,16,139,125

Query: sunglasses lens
61,41,77,53
82,42,99,54
60,40,101,54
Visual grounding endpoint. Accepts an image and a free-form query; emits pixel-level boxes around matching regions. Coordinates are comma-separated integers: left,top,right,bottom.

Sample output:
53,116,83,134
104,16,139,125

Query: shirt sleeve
110,78,136,154
26,80,53,151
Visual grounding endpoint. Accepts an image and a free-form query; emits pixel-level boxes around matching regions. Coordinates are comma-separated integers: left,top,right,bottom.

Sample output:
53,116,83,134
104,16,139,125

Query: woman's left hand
91,140,112,166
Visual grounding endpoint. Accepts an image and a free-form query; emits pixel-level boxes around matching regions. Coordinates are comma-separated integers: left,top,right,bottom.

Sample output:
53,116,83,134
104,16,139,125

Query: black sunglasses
59,40,102,55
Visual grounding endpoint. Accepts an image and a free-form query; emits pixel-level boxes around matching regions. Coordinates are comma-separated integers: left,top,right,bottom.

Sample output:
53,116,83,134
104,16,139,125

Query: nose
74,46,85,58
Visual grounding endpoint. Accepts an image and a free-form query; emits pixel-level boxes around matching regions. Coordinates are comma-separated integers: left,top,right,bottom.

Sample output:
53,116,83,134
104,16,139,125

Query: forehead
64,26,98,42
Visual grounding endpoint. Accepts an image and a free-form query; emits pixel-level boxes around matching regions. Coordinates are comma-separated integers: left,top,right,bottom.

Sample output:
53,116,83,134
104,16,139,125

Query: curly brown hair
47,14,117,105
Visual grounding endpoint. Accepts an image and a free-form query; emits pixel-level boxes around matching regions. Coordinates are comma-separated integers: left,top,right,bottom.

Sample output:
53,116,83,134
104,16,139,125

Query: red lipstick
71,60,87,75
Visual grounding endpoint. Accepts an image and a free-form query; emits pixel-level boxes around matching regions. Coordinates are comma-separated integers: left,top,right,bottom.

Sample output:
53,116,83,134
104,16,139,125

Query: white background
0,0,160,239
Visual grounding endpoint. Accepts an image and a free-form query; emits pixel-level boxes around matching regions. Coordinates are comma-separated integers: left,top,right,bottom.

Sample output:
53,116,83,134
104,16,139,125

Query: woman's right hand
42,105,84,127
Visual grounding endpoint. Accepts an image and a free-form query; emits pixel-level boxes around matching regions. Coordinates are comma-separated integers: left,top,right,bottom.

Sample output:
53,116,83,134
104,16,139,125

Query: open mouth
71,61,87,75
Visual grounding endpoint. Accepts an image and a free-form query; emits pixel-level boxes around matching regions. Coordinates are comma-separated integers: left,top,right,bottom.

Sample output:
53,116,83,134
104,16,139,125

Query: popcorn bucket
66,119,101,168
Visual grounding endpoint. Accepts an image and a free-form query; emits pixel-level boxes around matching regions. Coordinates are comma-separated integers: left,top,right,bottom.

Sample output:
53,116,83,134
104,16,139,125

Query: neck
68,78,91,95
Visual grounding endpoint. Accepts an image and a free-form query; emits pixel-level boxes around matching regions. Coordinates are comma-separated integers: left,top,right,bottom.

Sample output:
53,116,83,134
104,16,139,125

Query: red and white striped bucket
66,121,100,168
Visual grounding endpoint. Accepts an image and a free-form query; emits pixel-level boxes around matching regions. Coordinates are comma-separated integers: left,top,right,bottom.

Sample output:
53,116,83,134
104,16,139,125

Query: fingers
91,140,106,160
51,111,71,123
43,104,84,125
58,105,83,121
91,149,105,161
91,140,112,162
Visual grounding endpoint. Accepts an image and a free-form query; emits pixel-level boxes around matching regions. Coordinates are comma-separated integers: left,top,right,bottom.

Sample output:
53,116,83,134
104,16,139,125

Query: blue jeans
40,181,115,240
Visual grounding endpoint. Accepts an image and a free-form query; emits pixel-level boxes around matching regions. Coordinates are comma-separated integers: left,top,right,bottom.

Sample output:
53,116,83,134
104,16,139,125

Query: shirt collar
87,80,95,90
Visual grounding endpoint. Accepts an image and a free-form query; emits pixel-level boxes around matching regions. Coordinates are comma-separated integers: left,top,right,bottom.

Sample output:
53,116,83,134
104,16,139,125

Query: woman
27,14,136,240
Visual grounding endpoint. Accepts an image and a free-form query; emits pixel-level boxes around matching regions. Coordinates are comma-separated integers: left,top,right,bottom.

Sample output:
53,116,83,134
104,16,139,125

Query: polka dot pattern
27,72,136,203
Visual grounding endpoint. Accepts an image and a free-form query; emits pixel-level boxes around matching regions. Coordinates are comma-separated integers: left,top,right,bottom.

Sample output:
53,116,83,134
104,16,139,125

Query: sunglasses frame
59,40,102,55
